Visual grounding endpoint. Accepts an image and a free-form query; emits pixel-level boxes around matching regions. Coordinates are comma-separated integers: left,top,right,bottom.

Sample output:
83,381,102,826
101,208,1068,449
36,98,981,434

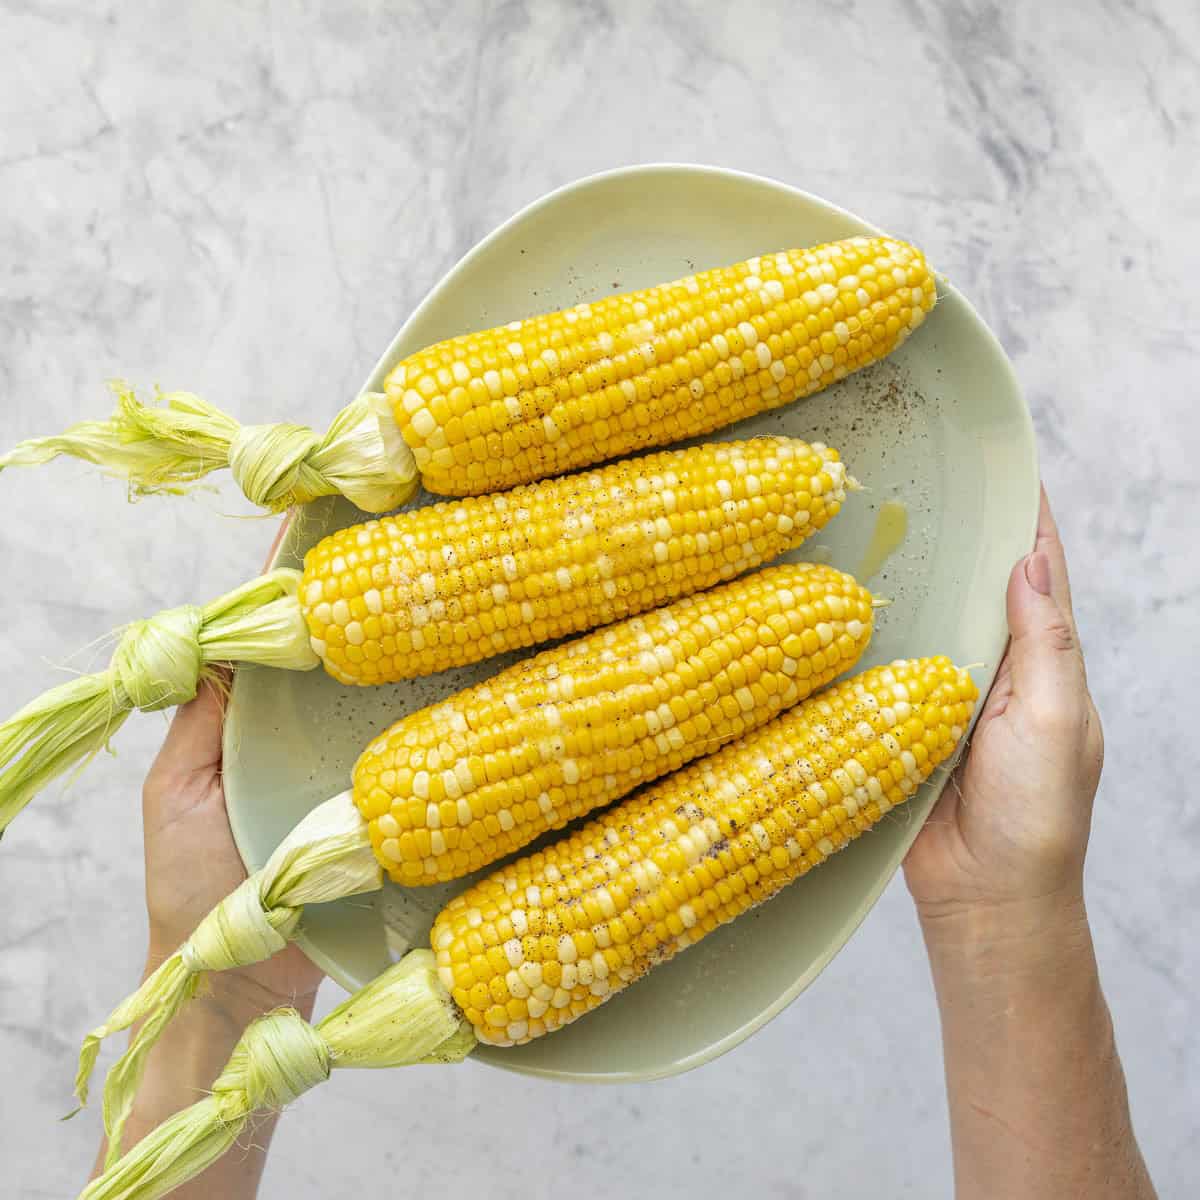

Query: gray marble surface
1,1,1197,1196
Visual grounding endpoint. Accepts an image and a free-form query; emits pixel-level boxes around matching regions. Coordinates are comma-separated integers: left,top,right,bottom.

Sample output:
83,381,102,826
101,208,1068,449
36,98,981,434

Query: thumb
146,669,231,785
1006,490,1087,717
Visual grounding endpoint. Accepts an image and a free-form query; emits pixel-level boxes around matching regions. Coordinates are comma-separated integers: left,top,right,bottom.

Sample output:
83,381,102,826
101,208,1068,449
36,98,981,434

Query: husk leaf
79,952,474,1200
0,386,418,513
78,791,381,1162
0,569,317,836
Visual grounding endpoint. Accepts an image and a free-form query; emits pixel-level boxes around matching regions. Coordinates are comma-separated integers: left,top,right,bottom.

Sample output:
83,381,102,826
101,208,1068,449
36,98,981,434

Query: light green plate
225,164,1038,1081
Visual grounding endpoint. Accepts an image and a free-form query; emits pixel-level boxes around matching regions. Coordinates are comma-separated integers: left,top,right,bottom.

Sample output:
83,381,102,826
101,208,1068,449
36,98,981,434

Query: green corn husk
0,386,418,514
0,570,319,836
77,791,382,1163
79,951,474,1200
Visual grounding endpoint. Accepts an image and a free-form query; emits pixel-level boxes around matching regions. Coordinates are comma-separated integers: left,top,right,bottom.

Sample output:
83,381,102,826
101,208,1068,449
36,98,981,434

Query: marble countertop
1,2,1196,1196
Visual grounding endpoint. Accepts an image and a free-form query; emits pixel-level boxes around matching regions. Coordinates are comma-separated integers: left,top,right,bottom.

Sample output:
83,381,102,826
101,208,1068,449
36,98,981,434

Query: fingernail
1024,551,1052,596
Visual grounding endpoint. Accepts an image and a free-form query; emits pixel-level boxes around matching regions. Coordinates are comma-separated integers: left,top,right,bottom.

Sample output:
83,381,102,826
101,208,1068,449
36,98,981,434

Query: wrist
121,951,319,1132
143,943,319,1028
95,956,310,1188
917,890,1095,987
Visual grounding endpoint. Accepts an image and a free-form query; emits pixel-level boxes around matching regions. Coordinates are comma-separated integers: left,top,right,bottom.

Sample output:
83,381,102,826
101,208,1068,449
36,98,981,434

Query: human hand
904,487,1104,951
92,668,326,1190
141,671,325,1018
904,492,1157,1198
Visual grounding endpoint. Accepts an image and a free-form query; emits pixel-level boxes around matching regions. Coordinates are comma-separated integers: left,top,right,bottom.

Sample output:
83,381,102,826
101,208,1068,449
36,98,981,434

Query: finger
1006,543,1087,718
1033,486,1076,629
149,668,232,777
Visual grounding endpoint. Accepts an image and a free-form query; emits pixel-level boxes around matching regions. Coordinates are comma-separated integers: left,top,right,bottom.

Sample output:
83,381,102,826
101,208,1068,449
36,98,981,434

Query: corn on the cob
80,658,975,1200
303,437,849,684
434,656,977,1045
389,236,935,495
0,440,849,834
5,237,934,513
354,562,875,884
